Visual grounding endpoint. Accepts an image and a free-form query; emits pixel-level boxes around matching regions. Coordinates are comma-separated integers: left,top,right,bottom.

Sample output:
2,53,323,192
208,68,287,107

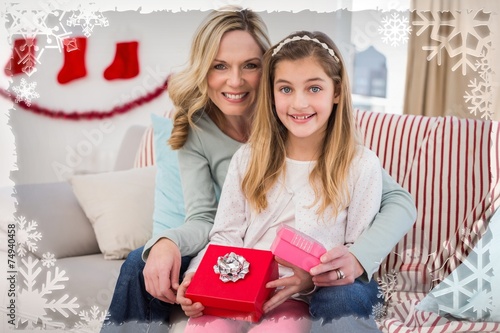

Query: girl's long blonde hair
242,31,360,218
168,6,271,150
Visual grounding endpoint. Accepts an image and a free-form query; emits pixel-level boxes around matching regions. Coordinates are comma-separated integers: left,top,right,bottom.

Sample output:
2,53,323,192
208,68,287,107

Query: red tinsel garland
0,78,168,120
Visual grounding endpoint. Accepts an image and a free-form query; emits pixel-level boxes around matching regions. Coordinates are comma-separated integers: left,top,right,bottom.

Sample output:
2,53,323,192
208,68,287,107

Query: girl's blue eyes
279,86,322,93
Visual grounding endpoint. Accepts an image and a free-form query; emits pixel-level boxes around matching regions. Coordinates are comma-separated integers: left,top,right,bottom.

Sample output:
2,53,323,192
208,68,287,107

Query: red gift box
185,244,279,323
270,224,327,272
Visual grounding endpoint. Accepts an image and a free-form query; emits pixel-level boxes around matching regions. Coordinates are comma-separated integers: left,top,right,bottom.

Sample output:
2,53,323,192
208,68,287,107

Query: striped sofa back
355,110,500,292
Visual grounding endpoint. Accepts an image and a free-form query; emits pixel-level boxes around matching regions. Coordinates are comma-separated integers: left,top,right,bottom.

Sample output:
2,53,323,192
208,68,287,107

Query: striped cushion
354,110,500,291
134,110,175,168
134,126,155,168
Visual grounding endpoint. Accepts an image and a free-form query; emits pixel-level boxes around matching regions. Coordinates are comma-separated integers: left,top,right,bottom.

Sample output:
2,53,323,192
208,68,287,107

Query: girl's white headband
271,35,340,63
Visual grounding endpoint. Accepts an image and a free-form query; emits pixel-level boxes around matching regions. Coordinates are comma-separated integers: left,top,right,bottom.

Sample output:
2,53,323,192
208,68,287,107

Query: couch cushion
13,181,100,259
70,166,156,260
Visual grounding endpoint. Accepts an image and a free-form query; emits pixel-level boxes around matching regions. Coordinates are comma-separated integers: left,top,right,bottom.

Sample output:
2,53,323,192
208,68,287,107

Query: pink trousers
184,300,311,333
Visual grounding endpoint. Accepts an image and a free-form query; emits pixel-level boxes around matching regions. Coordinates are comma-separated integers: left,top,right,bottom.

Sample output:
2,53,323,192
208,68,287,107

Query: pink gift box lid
275,225,327,257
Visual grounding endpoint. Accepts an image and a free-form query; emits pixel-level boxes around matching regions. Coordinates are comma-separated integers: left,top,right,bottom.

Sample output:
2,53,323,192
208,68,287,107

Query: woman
101,6,416,332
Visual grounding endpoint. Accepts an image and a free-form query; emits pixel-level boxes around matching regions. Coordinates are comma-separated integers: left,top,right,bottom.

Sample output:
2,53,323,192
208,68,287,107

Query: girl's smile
289,113,316,121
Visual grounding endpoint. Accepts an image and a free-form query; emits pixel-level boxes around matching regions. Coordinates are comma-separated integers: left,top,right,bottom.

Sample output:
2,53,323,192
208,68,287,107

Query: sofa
2,109,499,333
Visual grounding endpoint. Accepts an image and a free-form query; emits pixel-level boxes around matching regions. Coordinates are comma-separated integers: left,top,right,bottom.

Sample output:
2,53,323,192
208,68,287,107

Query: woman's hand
310,245,364,286
143,238,181,303
176,272,205,318
262,256,314,313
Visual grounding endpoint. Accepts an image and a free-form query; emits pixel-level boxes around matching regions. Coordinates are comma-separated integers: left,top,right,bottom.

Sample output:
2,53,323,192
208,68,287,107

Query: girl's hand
176,272,205,318
262,256,314,313
309,245,364,286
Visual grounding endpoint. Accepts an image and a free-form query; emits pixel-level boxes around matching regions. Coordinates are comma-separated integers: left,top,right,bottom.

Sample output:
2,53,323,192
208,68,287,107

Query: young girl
178,30,384,332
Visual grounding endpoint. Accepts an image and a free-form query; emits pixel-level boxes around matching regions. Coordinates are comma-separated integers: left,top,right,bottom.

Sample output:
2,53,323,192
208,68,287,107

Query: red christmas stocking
57,37,87,84
4,37,37,76
104,41,139,80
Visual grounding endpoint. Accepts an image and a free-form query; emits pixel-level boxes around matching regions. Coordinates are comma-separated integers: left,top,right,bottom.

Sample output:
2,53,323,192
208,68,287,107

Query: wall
1,10,204,185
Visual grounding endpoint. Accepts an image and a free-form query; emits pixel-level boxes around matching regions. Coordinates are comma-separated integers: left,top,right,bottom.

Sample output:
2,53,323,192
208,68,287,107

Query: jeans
100,246,192,332
309,279,383,332
310,315,383,333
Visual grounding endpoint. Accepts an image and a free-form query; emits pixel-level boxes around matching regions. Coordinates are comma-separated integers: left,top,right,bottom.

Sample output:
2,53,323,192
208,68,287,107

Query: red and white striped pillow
134,110,175,168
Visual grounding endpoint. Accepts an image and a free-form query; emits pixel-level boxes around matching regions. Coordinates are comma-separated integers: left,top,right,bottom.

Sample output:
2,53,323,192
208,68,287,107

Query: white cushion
70,166,156,259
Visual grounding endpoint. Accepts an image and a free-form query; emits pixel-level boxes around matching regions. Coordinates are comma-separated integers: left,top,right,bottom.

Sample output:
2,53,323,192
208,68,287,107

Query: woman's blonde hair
168,6,271,150
242,30,360,218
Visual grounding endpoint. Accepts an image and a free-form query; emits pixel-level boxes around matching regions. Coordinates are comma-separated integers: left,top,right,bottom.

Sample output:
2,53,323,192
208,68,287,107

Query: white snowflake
4,3,72,53
16,216,42,257
378,12,411,47
464,55,495,120
72,305,108,333
372,302,387,320
475,55,494,82
468,289,494,318
12,213,82,329
377,270,398,303
413,10,492,75
66,4,109,37
5,37,39,76
429,233,494,320
42,252,56,268
12,78,40,107
17,255,80,329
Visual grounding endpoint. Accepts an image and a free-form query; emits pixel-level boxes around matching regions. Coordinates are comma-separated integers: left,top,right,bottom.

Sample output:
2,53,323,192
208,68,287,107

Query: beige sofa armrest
114,125,147,171
14,181,101,259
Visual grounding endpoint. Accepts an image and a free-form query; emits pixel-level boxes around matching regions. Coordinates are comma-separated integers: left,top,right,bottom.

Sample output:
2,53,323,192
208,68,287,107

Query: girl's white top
187,143,383,278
